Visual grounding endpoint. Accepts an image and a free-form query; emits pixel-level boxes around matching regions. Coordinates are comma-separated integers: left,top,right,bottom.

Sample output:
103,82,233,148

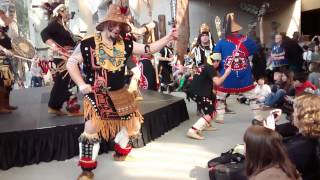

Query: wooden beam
176,0,189,63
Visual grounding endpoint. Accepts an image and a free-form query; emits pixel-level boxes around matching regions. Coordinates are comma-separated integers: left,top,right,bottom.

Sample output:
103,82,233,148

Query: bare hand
3,49,13,57
169,28,178,41
284,95,293,102
271,109,282,122
79,84,92,94
263,109,282,130
225,66,232,75
128,77,139,93
167,57,174,61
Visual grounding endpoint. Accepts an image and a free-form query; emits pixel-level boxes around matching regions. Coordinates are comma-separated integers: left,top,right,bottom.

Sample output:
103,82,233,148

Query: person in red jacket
292,72,317,96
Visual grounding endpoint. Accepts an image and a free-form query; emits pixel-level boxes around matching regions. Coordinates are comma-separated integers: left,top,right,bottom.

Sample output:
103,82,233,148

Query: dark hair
244,126,300,179
41,2,63,21
257,75,267,82
195,32,213,47
293,72,308,82
0,26,8,33
280,69,293,90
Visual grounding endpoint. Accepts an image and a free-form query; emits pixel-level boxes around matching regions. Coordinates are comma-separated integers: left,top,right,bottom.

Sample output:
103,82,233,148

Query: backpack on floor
209,162,247,180
208,144,247,180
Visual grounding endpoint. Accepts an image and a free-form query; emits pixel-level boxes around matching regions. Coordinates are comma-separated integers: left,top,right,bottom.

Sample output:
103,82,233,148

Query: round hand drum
11,37,36,59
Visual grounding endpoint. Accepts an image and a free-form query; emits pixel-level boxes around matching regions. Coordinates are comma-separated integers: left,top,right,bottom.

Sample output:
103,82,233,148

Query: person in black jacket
280,33,304,73
273,94,320,180
284,94,320,180
40,2,81,116
186,53,232,140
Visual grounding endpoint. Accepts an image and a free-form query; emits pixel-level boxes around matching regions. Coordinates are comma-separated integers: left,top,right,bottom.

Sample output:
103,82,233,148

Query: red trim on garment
79,157,97,168
191,127,198,131
114,143,132,155
217,84,256,93
226,35,249,56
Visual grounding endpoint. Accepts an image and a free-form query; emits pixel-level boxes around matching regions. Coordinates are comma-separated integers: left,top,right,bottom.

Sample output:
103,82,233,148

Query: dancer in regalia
66,3,178,175
214,13,260,124
41,2,81,116
186,53,232,140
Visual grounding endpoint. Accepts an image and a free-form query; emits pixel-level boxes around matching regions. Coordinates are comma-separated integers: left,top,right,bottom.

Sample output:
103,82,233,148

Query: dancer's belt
50,46,74,59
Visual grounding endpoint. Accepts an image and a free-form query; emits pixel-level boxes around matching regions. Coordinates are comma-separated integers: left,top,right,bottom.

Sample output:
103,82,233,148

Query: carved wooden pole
158,15,166,38
259,16,264,47
176,0,189,64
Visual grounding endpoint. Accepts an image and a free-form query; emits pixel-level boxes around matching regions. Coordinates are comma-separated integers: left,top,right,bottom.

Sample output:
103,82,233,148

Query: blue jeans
264,89,286,106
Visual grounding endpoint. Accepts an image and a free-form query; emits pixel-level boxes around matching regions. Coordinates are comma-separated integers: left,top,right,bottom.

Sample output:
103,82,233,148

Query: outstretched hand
169,27,178,41
3,49,13,57
263,109,282,130
79,84,92,94
225,65,232,75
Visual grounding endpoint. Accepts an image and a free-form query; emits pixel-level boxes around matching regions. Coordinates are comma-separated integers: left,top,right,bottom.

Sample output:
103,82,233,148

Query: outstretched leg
187,94,217,140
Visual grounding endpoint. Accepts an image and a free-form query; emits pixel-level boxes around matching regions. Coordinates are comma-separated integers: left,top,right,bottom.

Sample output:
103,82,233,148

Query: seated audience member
292,72,317,96
244,125,302,180
276,94,320,180
311,45,320,62
308,63,320,88
264,70,294,107
281,72,316,117
239,72,281,105
253,76,271,103
302,45,312,62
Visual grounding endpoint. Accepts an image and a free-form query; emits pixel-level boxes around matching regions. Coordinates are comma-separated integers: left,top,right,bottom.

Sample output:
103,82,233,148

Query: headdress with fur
199,23,210,34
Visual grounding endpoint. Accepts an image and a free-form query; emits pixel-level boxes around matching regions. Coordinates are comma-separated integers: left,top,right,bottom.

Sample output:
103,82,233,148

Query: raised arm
212,66,232,86
132,28,178,55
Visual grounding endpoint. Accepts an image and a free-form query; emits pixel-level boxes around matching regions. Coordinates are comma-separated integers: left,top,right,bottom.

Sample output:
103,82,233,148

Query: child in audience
292,72,317,96
253,76,271,103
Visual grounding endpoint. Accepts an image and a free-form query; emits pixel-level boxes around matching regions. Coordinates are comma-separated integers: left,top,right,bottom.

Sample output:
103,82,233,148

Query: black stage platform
0,87,189,170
